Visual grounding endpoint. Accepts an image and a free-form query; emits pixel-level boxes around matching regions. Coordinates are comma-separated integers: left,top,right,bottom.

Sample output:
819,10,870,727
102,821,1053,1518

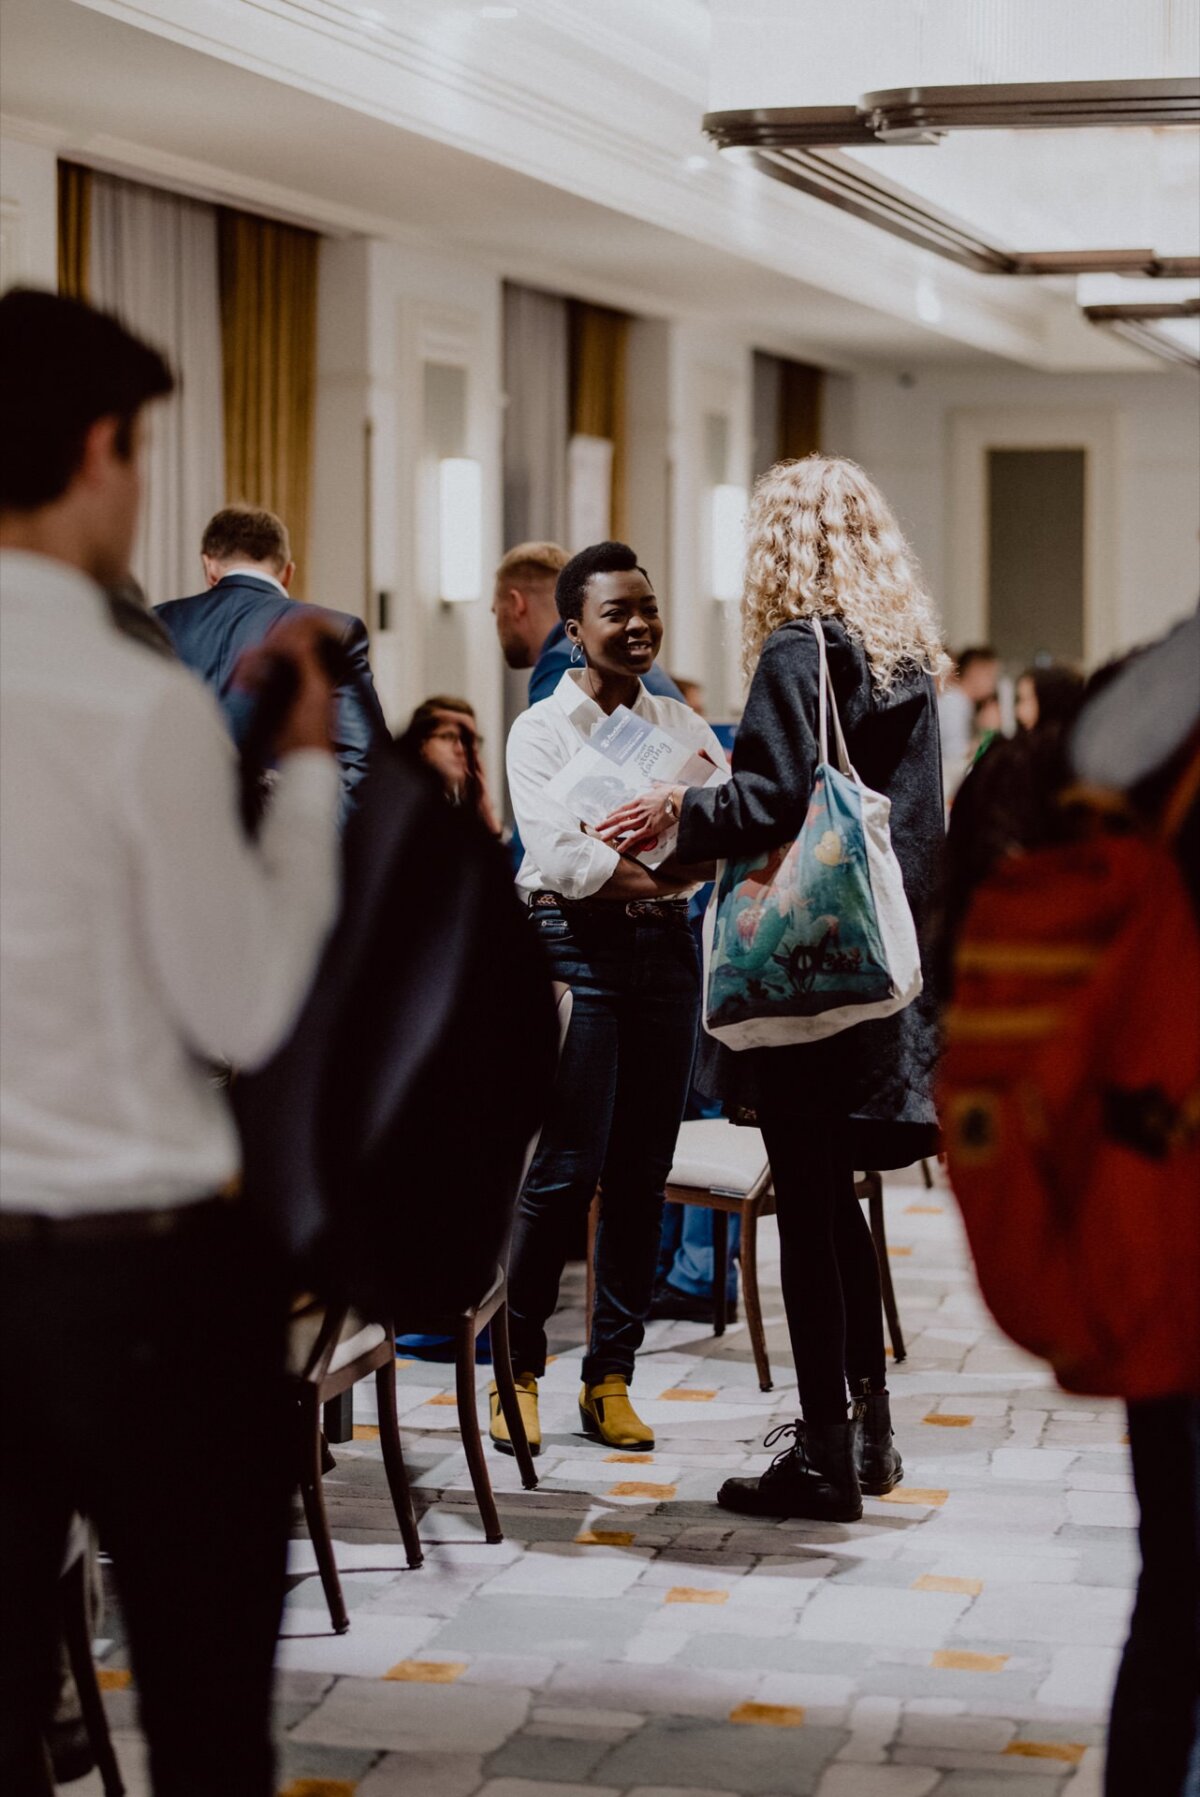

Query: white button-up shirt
0,551,341,1216
507,670,728,904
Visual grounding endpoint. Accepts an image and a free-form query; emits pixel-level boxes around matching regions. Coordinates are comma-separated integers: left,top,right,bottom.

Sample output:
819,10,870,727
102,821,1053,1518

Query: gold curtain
568,300,630,540
57,162,91,301
778,359,823,462
217,208,318,593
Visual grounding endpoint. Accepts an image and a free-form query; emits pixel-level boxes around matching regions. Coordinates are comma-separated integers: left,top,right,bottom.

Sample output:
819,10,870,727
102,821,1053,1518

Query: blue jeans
507,900,700,1385
657,1204,740,1301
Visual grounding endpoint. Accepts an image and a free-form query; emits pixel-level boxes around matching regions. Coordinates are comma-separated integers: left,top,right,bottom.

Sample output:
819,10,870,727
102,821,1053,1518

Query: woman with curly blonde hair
599,456,946,1521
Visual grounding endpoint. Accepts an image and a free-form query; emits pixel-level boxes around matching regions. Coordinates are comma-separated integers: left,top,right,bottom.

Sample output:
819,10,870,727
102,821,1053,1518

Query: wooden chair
288,1305,423,1634
393,982,573,1545
55,1518,124,1796
588,1119,906,1392
396,1265,538,1544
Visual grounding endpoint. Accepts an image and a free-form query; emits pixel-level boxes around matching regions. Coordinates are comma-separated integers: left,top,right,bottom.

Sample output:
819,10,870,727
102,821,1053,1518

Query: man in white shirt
0,288,341,1794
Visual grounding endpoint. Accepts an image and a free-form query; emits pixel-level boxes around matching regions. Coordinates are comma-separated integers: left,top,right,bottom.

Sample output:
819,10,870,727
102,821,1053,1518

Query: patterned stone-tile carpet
81,1164,1133,1796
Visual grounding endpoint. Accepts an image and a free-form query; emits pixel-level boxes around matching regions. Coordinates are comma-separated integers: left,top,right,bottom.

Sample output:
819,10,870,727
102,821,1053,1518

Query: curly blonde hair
740,455,950,690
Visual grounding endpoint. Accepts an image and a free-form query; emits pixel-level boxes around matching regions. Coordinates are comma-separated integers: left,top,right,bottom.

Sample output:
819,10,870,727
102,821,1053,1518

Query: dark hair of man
201,505,291,571
0,288,174,511
956,645,998,677
555,541,649,624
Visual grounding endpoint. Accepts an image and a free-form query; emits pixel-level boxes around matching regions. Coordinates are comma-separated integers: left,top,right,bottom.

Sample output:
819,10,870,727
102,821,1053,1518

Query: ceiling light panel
709,0,1200,113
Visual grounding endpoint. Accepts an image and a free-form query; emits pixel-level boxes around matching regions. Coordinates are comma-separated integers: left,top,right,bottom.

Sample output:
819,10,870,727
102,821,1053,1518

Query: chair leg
375,1350,424,1570
711,1209,729,1337
585,1188,600,1340
61,1552,125,1797
490,1300,539,1491
920,1157,934,1190
866,1172,907,1363
297,1393,350,1634
455,1320,503,1543
740,1206,773,1392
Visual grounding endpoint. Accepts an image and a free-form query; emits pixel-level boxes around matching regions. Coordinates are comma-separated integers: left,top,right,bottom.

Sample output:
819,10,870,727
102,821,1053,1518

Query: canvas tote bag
703,618,922,1049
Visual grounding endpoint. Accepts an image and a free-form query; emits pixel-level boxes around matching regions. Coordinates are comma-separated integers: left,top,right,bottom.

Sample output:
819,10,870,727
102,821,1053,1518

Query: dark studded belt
530,890,689,922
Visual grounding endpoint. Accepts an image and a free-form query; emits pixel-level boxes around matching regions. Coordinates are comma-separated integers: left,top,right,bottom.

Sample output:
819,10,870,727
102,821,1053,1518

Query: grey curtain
502,281,569,549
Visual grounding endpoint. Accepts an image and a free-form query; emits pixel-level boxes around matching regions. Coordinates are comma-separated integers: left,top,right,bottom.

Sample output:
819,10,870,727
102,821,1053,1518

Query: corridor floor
84,1165,1136,1796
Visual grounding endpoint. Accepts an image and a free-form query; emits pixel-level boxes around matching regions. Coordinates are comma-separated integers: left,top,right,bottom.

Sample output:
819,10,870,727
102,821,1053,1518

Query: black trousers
1106,1394,1200,1797
508,902,700,1386
754,1057,888,1425
0,1203,291,1796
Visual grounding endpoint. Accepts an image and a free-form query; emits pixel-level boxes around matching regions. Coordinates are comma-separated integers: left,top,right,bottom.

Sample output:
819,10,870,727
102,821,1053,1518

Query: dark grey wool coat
676,616,944,1169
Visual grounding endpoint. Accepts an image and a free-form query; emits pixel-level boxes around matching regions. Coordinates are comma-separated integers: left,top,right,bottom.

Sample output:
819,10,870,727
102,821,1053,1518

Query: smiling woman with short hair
497,540,724,1459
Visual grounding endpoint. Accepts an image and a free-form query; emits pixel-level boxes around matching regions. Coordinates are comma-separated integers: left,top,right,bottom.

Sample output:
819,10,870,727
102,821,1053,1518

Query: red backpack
940,755,1200,1400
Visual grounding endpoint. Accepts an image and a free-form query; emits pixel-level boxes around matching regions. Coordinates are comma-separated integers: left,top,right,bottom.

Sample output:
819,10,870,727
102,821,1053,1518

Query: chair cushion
288,1307,386,1378
667,1119,769,1196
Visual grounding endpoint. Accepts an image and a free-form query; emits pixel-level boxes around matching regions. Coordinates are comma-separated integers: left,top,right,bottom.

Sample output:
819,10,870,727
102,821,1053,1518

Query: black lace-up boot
716,1416,863,1521
854,1387,904,1496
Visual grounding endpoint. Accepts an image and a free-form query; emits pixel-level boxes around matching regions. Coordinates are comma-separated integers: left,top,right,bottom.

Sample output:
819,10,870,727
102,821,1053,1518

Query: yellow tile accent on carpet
730,1702,805,1727
924,1413,974,1427
906,1203,944,1214
97,1668,132,1691
658,1388,717,1401
352,1425,380,1441
887,1245,913,1257
606,1452,653,1463
426,1393,457,1406
880,1487,949,1506
885,1346,894,1358
665,1586,729,1605
932,1650,1010,1672
1005,1742,1087,1765
278,1782,357,1797
394,1358,413,1367
913,1574,983,1596
608,1481,677,1499
382,1659,467,1683
575,1529,636,1547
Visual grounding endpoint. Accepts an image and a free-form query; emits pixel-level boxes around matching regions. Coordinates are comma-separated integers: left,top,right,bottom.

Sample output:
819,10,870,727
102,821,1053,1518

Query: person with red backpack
940,608,1200,1797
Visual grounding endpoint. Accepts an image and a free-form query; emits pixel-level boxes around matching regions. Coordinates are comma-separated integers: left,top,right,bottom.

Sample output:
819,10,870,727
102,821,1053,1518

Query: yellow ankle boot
579,1376,654,1450
489,1372,540,1457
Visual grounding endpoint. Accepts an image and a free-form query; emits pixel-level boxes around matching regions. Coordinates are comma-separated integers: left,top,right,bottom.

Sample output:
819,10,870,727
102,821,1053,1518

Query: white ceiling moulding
705,0,1200,292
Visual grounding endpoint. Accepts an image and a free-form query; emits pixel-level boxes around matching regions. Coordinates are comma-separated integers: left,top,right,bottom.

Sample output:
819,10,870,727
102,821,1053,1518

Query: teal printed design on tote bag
707,764,893,1030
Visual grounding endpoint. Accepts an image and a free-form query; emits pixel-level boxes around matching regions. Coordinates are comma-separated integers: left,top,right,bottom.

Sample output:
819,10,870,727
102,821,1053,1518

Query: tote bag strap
812,617,856,780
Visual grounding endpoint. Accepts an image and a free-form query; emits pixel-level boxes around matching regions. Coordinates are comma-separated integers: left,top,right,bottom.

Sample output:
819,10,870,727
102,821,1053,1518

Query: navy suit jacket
156,574,388,803
528,621,685,706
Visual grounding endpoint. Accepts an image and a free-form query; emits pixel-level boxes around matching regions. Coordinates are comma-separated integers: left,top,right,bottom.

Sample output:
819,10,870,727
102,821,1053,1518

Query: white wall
312,236,505,783
829,366,1200,664
0,134,56,291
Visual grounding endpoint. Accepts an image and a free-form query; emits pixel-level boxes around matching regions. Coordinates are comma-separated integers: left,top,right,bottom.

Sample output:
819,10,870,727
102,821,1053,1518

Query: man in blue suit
157,505,387,807
492,539,684,706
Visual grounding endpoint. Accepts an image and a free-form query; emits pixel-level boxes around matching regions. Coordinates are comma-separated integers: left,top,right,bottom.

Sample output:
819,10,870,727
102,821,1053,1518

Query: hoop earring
570,641,582,666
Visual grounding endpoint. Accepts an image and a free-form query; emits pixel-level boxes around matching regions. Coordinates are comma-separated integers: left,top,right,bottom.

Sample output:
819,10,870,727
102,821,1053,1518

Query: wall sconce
438,456,483,602
710,483,748,602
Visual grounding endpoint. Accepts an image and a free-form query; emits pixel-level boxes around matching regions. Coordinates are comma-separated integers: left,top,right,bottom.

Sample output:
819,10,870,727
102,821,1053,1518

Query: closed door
987,447,1086,668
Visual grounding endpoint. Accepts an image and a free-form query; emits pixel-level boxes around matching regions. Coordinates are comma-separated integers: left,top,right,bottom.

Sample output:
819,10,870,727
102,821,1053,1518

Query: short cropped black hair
555,540,650,624
956,645,999,677
0,288,174,511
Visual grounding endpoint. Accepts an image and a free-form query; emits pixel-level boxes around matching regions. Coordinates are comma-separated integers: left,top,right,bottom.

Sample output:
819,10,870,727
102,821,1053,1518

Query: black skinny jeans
754,1053,888,1425
507,901,700,1386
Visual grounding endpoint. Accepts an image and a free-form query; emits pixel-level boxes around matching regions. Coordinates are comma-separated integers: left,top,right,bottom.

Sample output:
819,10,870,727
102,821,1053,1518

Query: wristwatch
663,792,678,822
